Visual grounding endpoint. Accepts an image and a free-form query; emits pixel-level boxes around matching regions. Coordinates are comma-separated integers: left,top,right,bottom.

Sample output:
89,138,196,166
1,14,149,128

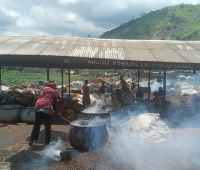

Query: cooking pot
0,105,21,123
68,120,108,151
20,107,35,123
81,109,111,126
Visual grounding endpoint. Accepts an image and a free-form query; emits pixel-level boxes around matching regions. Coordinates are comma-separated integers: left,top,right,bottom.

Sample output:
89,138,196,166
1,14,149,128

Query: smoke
111,103,148,126
75,74,200,169
22,139,64,170
142,81,162,92
83,98,105,113
104,90,200,169
42,138,63,161
105,107,200,169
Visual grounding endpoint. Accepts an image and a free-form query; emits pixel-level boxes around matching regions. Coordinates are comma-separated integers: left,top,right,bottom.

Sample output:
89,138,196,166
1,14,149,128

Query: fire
106,137,111,146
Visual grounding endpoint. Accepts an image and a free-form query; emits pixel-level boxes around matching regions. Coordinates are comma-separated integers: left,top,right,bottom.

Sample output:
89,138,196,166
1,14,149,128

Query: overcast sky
0,0,199,38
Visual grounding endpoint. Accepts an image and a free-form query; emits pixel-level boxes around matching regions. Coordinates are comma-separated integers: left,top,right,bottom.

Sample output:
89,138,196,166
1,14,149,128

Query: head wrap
84,80,89,84
45,80,56,88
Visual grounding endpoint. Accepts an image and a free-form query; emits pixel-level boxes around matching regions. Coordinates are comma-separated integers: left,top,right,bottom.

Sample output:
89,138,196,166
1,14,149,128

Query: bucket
0,162,11,170
66,109,75,120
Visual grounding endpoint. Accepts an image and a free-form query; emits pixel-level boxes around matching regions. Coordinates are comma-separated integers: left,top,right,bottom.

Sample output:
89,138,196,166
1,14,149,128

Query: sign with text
64,57,197,70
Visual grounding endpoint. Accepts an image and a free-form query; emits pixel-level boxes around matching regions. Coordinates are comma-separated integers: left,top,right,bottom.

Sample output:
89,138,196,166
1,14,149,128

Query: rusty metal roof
0,36,200,69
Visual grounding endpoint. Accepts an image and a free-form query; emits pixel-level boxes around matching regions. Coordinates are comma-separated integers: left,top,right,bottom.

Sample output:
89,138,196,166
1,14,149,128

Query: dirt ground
0,92,199,170
0,123,70,157
0,118,200,170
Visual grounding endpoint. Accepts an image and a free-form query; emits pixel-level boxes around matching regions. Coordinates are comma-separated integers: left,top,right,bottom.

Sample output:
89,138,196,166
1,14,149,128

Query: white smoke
104,85,200,169
22,139,63,170
111,103,148,126
83,98,105,113
42,138,63,161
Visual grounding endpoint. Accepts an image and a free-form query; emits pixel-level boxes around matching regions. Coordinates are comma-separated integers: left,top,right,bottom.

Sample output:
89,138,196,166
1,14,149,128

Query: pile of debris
0,84,37,106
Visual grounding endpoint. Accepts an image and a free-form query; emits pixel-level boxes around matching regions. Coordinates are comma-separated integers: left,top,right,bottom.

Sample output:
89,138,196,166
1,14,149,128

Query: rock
60,149,71,162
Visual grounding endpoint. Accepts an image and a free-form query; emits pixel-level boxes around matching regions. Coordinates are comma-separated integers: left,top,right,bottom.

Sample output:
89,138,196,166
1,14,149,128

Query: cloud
0,9,16,25
0,0,199,37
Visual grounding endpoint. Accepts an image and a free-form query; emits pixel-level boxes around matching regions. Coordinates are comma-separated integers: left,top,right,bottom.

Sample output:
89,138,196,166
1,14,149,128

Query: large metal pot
20,107,35,123
81,109,111,126
68,120,108,151
0,105,21,123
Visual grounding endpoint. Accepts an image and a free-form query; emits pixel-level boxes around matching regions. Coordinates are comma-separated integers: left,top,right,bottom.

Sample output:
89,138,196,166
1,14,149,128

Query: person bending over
29,80,58,146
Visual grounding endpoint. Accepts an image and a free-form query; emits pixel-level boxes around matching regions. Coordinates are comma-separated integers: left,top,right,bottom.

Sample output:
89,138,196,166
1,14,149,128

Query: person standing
123,88,134,106
112,89,123,110
99,80,107,105
120,75,130,103
120,75,129,92
29,80,58,146
82,80,91,106
153,87,166,117
156,71,163,88
136,87,144,99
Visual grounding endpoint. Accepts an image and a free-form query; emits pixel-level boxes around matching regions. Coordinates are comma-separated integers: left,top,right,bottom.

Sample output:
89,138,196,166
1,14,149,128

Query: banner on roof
64,57,195,69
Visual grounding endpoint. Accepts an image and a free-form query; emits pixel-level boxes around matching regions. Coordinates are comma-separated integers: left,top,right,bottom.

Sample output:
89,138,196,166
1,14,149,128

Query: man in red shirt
29,80,58,146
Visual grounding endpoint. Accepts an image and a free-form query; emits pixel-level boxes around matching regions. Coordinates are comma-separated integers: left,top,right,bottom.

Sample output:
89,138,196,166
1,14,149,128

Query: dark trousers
30,111,52,145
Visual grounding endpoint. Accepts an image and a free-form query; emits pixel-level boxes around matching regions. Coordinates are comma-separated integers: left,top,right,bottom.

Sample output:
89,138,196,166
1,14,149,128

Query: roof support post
68,68,70,102
0,65,1,92
163,69,166,99
148,69,151,100
61,68,64,98
47,67,50,80
137,69,140,88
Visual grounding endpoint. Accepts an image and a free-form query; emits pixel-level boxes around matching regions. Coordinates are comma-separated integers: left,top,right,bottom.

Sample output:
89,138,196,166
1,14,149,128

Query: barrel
0,105,21,123
20,107,35,123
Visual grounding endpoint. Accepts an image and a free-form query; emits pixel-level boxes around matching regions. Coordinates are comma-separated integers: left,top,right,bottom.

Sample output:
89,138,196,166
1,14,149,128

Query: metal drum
0,105,21,123
20,107,35,123
68,120,108,151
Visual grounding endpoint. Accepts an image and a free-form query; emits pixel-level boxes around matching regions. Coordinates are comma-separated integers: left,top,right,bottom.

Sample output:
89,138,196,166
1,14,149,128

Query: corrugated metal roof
0,36,200,69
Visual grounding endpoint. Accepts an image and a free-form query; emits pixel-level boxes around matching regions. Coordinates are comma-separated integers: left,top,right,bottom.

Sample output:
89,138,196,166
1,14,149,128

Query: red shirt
34,87,57,115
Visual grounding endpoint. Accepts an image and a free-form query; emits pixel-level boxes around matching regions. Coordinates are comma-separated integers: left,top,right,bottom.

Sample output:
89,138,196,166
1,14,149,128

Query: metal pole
148,69,151,100
68,68,70,101
0,65,2,92
163,69,166,99
61,68,64,98
137,69,140,88
47,68,50,80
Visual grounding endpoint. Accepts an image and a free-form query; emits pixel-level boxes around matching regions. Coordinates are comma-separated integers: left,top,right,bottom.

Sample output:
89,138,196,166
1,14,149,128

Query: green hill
100,4,200,40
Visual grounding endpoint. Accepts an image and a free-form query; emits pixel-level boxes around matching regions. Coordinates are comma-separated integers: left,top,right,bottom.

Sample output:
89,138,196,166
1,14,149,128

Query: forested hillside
100,4,200,40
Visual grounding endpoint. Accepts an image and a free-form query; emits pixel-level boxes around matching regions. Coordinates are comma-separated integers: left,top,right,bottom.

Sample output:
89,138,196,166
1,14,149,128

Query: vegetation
100,4,200,40
1,70,92,87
